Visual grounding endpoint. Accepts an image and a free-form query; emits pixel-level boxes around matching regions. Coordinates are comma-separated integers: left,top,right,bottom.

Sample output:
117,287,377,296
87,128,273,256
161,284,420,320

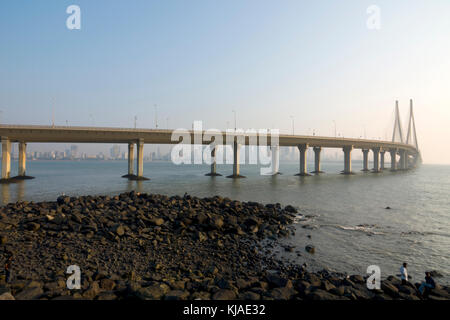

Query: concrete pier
1,138,11,180
136,139,144,178
380,151,385,170
18,142,26,176
372,147,380,173
271,145,281,175
362,149,369,172
342,146,353,174
296,144,310,176
390,149,398,171
227,140,245,178
311,146,324,174
205,145,221,176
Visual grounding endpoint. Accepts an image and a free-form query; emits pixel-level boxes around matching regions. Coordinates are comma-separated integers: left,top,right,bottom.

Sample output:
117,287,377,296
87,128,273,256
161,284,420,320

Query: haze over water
1,160,449,284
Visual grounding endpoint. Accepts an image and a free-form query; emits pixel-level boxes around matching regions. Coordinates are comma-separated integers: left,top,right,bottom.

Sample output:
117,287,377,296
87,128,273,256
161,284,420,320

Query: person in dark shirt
419,272,436,295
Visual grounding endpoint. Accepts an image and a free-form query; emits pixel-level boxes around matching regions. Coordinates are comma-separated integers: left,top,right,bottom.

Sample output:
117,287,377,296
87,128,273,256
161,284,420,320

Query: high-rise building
110,145,121,159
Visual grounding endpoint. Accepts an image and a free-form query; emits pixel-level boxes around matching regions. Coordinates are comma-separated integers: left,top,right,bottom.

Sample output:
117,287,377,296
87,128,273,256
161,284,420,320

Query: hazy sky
1,1,449,164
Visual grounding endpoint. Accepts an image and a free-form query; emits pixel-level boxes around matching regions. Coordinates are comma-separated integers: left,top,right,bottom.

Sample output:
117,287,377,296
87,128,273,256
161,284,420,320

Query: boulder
164,290,190,300
0,292,15,300
15,286,44,300
305,245,315,254
212,289,236,300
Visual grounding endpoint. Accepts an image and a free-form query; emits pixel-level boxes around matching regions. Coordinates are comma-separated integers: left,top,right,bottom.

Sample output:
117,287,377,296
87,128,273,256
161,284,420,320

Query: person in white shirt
400,262,408,285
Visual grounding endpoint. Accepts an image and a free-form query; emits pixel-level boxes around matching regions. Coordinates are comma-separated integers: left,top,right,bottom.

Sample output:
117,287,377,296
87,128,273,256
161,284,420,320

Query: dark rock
305,245,315,254
266,274,289,288
15,287,44,300
212,289,236,300
164,290,190,300
381,281,399,297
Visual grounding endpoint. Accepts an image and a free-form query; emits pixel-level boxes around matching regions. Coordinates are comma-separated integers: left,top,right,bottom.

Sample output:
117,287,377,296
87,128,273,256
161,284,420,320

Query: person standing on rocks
400,263,408,285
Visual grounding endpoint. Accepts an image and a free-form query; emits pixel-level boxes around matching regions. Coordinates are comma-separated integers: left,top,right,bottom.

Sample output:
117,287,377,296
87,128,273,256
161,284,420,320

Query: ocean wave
336,224,385,235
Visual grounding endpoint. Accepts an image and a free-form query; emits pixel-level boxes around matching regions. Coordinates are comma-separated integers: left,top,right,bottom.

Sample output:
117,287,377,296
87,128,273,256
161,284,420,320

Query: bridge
0,100,420,182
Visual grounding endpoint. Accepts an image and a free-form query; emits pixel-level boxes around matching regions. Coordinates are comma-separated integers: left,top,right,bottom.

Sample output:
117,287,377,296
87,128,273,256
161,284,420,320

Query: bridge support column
122,142,136,179
311,147,323,174
361,149,369,172
380,151,385,170
372,147,381,173
342,146,353,174
136,139,145,178
271,145,280,175
1,138,11,180
18,142,27,176
227,139,245,178
205,145,222,176
296,144,310,176
390,149,398,171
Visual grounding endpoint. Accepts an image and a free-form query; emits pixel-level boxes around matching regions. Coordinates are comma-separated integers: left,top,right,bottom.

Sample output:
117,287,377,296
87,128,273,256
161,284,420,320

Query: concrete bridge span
0,124,420,181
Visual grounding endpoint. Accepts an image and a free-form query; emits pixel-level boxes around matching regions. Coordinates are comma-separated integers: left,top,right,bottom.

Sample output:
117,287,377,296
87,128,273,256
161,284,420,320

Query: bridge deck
0,125,418,153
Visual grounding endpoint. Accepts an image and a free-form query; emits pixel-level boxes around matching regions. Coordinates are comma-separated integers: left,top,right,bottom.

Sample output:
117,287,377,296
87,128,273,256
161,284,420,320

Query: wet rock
284,205,297,213
305,245,315,254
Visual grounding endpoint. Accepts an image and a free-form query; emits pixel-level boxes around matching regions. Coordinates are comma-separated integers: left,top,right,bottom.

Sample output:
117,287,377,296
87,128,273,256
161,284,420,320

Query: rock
269,286,297,300
350,275,365,284
306,289,340,300
196,231,208,242
135,283,170,300
97,292,117,300
15,287,44,300
57,196,71,205
284,205,297,213
212,289,236,300
26,222,40,231
100,279,116,291
150,218,164,226
330,286,345,296
210,216,224,229
0,292,15,300
83,281,101,300
305,245,315,254
321,280,336,292
266,274,289,288
385,206,391,209
239,291,261,300
115,225,125,236
164,290,190,300
381,281,399,297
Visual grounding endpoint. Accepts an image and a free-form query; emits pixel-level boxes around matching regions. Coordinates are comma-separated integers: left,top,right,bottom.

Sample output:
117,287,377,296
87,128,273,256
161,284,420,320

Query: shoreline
0,192,449,300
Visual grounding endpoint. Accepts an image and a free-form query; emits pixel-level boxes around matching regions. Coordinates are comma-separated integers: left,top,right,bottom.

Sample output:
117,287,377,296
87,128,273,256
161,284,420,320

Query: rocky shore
0,191,449,300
